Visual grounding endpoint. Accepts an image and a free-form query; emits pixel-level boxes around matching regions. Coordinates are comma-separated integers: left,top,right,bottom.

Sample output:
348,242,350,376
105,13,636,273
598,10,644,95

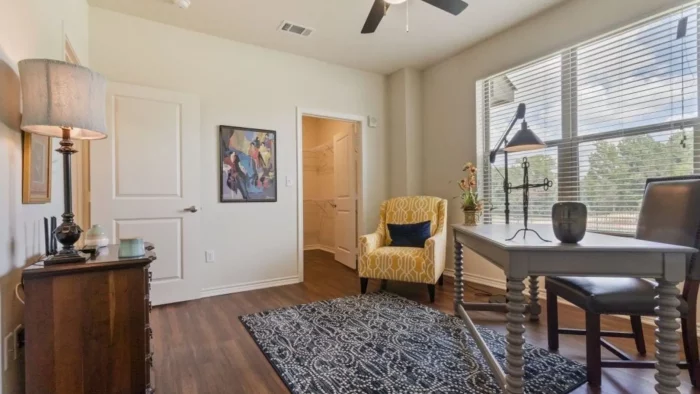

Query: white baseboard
443,269,700,334
444,269,507,291
304,244,335,254
200,275,301,298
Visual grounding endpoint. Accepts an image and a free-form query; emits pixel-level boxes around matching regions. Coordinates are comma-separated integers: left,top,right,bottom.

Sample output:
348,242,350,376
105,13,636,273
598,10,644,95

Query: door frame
296,108,366,281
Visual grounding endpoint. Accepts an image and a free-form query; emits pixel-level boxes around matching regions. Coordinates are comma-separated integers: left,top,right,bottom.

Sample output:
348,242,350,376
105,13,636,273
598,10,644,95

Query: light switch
205,250,215,263
286,177,293,187
368,116,378,128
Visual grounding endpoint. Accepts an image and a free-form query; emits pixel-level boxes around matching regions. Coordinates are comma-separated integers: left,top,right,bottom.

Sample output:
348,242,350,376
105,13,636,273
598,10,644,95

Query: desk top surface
453,224,697,254
23,244,155,279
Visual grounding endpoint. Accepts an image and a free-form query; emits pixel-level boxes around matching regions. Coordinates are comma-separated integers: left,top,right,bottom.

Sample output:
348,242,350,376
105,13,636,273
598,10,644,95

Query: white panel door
333,128,357,269
91,82,201,305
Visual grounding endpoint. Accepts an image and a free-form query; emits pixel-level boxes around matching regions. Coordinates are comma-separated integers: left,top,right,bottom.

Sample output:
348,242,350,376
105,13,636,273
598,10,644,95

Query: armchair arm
359,232,384,256
425,230,447,282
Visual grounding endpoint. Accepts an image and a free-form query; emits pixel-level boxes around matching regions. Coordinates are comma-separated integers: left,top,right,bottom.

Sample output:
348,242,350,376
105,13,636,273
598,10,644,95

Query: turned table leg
655,279,681,394
528,275,541,322
454,242,464,314
506,276,526,394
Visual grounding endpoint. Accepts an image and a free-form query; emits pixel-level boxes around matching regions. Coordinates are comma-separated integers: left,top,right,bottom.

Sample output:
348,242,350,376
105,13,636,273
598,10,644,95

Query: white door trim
296,108,366,282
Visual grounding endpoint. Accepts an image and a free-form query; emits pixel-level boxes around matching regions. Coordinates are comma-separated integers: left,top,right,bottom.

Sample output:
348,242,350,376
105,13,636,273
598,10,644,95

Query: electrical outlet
13,325,23,360
4,333,13,371
205,250,215,263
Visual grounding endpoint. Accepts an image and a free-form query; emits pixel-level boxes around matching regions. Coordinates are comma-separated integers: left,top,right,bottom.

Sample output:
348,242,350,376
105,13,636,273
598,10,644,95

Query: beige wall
0,0,90,392
389,70,408,197
405,69,423,196
89,8,388,293
389,68,423,197
422,0,689,284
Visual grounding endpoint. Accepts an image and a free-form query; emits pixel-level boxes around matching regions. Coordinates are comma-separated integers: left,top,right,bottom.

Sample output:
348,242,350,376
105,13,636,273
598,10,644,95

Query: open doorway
301,114,361,272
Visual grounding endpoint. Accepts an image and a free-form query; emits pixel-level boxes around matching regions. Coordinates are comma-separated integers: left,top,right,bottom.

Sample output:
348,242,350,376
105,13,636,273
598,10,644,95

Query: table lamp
489,103,552,241
19,59,107,264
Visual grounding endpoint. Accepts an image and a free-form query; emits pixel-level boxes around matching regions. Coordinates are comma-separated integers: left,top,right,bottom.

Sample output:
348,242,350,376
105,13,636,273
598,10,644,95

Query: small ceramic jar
84,225,109,248
119,238,145,258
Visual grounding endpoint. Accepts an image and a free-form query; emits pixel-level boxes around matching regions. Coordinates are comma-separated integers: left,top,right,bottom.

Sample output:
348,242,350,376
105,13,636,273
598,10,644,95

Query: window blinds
477,3,699,234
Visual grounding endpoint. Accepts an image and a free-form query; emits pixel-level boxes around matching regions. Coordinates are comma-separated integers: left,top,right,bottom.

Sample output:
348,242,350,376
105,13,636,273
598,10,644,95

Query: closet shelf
303,142,333,174
303,142,333,153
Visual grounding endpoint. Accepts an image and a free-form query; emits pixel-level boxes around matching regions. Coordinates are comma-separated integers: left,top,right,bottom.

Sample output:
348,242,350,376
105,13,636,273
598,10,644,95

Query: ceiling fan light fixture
362,0,467,34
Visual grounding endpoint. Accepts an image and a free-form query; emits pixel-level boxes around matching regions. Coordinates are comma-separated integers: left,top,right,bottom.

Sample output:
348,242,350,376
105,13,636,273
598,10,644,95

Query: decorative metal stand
505,157,553,242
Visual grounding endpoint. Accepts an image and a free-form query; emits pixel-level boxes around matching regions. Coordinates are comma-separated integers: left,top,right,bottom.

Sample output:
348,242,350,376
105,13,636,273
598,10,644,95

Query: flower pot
463,210,480,226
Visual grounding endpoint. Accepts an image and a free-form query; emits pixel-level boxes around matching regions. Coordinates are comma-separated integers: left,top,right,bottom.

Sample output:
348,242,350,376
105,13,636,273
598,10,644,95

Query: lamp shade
19,59,107,140
504,121,546,152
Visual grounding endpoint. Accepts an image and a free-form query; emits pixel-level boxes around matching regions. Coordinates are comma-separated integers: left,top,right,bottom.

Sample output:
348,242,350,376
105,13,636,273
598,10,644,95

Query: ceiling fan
361,0,469,34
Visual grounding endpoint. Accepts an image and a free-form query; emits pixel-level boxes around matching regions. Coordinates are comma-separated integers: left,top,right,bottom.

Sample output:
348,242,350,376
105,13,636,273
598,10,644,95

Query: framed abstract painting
219,125,277,203
22,131,52,204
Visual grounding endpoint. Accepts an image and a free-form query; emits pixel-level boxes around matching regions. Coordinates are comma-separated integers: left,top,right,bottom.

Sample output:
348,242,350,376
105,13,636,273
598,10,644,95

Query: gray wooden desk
453,224,698,394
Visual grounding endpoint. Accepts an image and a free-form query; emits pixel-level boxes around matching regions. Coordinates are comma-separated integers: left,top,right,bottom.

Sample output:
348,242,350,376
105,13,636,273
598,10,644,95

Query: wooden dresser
22,245,156,394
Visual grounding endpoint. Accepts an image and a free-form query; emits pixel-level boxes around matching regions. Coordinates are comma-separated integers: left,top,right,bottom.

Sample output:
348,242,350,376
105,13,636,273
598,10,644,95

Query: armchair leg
546,289,559,351
360,278,368,294
381,280,388,290
630,315,646,355
438,274,444,286
586,312,602,387
427,284,436,303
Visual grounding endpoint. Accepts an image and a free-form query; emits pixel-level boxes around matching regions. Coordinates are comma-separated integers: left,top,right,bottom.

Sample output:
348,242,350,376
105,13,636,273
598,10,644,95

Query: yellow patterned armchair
358,196,447,302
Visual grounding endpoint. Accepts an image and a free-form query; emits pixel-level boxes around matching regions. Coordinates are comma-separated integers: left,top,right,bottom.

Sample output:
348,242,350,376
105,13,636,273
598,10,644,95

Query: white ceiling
87,0,566,74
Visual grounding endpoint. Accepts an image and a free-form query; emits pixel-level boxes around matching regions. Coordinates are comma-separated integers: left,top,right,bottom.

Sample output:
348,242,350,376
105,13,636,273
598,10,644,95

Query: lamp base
505,227,551,242
45,127,87,266
45,250,87,265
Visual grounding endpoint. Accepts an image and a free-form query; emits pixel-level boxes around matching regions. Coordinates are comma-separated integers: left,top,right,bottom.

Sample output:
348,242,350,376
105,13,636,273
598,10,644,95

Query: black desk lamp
489,103,552,241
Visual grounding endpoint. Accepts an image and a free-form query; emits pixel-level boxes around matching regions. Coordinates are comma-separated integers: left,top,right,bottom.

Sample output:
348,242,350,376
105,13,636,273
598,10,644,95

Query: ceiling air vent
278,21,314,37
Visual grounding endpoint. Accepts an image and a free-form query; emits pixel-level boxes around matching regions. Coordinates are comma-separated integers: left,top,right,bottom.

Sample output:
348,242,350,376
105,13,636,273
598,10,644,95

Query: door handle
184,206,198,213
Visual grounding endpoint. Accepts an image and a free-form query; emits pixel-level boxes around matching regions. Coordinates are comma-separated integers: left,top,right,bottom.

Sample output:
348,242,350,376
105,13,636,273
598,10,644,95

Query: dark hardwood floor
151,250,699,393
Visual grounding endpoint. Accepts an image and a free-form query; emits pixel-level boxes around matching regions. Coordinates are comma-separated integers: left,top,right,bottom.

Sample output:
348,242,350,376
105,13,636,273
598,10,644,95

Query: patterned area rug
240,292,587,394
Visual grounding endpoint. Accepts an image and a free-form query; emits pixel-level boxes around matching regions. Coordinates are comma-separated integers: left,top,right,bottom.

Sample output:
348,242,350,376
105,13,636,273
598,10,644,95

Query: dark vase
552,202,587,243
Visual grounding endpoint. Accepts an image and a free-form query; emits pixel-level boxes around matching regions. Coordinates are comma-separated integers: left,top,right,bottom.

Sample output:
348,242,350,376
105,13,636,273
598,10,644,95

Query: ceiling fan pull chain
406,0,410,32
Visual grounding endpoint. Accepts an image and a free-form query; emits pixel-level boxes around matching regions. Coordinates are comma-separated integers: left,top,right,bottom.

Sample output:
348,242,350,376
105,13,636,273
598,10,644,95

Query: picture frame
22,131,52,204
219,125,277,203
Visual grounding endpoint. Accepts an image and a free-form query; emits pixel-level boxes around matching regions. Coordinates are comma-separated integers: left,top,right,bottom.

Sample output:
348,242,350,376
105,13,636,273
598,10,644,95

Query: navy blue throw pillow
387,221,431,248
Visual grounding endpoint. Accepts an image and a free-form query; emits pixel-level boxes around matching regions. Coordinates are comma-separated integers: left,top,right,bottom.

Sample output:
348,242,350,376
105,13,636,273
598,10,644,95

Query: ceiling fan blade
421,0,468,16
362,0,389,34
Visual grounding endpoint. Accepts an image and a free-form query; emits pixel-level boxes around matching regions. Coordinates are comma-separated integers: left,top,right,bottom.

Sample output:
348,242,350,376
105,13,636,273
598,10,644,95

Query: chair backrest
381,196,447,246
637,175,700,280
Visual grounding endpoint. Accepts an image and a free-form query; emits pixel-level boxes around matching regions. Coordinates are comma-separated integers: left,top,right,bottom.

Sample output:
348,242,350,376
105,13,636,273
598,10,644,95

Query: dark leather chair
545,175,700,387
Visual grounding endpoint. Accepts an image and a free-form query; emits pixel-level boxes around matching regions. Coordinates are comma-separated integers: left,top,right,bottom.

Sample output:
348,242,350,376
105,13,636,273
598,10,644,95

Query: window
477,3,698,234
